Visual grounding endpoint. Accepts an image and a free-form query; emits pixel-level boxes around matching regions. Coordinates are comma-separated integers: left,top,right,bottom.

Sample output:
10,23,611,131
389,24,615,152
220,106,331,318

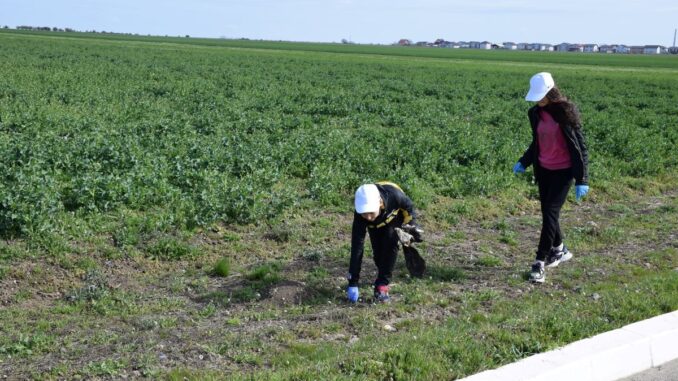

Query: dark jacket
519,103,589,186
348,183,416,286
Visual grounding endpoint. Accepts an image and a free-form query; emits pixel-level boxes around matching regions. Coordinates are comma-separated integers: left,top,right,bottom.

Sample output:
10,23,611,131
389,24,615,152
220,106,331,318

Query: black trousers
536,168,573,261
367,217,403,287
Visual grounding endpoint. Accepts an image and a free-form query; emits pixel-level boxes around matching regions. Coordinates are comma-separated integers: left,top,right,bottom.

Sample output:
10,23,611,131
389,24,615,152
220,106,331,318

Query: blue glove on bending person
347,286,359,303
575,185,589,201
513,162,526,174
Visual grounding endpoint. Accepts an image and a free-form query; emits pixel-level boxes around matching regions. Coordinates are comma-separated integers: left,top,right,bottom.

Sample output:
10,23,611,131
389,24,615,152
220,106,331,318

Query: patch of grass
213,257,231,277
266,222,299,243
64,269,109,302
477,255,503,267
82,358,127,377
247,261,282,285
499,231,518,246
0,241,31,262
146,237,200,261
427,265,466,282
607,203,633,214
0,333,55,357
300,248,324,262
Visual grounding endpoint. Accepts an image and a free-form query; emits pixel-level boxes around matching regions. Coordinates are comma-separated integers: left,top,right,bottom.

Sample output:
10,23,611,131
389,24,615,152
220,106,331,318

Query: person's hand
347,286,359,303
575,185,589,201
513,162,526,174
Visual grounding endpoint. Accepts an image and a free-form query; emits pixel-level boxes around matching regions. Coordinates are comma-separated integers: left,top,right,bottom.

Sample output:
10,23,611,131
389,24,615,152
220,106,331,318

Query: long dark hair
543,87,582,128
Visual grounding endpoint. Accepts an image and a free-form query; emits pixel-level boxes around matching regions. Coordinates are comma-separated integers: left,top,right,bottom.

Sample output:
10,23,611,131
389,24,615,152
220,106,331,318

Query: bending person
347,182,423,303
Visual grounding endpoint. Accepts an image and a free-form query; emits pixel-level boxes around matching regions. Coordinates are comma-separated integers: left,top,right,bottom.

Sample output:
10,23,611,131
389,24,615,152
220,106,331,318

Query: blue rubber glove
513,162,526,174
347,286,359,303
575,185,589,201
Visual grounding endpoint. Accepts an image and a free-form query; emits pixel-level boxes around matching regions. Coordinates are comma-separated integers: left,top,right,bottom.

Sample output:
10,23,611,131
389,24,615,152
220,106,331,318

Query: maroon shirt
537,110,572,170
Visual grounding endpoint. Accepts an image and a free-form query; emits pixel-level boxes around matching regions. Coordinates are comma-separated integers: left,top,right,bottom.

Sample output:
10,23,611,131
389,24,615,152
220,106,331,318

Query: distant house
517,42,529,50
583,44,599,52
599,45,614,53
615,45,630,54
440,41,460,48
528,43,553,51
433,38,446,46
458,41,470,48
415,41,429,47
556,43,570,52
398,39,411,46
468,41,492,49
643,45,663,54
503,42,518,50
629,46,645,54
568,44,584,52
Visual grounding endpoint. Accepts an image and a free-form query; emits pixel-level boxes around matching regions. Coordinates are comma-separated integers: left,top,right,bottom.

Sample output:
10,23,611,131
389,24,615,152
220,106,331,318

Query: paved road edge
458,310,678,381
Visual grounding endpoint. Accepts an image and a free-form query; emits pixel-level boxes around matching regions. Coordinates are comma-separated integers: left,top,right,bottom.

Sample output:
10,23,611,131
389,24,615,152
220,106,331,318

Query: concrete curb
458,310,678,381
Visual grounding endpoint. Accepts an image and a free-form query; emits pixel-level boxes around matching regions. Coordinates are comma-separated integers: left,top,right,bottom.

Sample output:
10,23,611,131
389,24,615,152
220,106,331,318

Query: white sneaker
529,261,545,283
545,245,573,268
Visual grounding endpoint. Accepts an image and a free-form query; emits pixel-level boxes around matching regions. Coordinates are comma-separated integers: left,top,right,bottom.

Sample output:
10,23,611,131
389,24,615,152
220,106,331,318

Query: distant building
503,42,518,50
599,45,613,53
468,41,492,49
517,42,529,50
556,43,570,52
398,39,412,46
568,44,584,52
599,45,630,54
583,44,599,52
615,45,630,54
529,43,553,51
643,45,663,54
415,41,429,47
629,46,645,54
440,41,460,48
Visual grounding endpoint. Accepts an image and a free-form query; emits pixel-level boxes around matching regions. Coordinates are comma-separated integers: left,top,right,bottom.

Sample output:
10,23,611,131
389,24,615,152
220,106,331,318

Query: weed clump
213,257,231,277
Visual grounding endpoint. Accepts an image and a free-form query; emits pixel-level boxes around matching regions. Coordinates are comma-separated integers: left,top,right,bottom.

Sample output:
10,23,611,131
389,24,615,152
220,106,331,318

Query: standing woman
513,72,590,283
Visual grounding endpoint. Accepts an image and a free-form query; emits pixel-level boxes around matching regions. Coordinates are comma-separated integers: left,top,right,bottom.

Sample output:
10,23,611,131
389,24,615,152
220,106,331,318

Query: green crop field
1,30,677,380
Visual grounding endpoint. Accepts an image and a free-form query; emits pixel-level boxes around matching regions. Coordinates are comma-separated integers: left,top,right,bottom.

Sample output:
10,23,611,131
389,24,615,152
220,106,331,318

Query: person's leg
370,226,399,301
531,169,572,282
372,227,399,287
536,169,572,261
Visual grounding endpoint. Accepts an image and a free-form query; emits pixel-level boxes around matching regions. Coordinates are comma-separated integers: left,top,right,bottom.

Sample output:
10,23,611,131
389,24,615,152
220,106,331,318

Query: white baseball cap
525,72,555,101
355,184,381,214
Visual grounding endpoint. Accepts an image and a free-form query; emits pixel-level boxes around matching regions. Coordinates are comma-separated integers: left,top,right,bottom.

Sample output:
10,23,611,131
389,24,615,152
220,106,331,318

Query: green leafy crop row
1,33,677,238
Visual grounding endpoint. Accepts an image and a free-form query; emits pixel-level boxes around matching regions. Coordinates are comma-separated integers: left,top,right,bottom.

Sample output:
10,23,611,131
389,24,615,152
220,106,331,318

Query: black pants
536,168,573,261
367,219,402,287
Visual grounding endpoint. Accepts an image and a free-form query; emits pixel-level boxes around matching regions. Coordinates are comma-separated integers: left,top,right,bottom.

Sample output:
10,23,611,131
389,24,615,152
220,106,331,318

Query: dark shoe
545,245,573,268
529,262,545,283
374,285,391,303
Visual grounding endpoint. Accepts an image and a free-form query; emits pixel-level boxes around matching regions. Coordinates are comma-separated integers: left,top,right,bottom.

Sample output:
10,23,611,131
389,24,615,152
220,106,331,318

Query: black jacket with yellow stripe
348,183,417,286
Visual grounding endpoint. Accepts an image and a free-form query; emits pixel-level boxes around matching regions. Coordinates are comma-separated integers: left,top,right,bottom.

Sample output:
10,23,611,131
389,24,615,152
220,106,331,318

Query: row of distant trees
14,25,118,34
4,26,191,38
14,26,77,32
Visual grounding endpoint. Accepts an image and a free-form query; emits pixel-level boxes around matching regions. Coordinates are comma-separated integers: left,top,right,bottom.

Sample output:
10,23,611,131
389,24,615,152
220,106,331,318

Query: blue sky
3,0,677,46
